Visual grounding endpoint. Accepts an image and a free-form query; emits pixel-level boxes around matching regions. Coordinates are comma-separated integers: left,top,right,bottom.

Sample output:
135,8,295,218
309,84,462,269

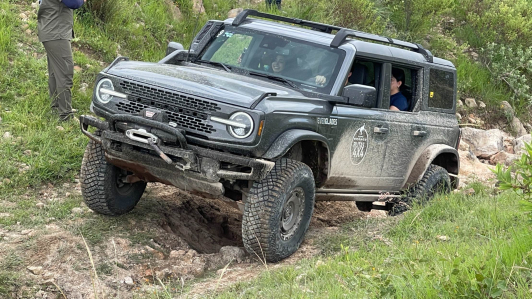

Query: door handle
412,130,427,137
374,127,389,134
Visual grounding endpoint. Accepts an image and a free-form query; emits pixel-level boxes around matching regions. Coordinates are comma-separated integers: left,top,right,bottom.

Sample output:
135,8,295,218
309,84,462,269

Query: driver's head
271,55,286,73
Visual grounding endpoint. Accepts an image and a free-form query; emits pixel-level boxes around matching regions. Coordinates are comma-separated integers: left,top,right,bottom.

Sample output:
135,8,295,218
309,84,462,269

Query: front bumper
80,114,274,196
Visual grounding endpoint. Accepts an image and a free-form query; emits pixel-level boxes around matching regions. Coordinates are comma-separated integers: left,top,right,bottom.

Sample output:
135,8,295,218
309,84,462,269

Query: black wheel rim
280,187,305,241
116,169,134,195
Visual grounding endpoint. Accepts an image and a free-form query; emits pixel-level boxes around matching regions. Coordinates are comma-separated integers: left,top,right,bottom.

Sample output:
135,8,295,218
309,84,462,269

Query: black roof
231,9,455,67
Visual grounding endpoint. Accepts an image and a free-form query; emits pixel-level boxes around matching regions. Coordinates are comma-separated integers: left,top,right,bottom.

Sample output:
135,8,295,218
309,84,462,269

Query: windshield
199,26,345,94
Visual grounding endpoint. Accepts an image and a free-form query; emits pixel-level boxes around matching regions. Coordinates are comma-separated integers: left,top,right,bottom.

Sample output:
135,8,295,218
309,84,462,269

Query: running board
315,193,401,202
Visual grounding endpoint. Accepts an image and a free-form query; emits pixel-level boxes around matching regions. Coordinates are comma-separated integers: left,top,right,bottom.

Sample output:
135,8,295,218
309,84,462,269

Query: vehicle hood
105,61,305,108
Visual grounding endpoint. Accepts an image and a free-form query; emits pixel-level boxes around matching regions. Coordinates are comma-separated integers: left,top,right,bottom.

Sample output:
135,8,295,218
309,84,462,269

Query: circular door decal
351,124,368,165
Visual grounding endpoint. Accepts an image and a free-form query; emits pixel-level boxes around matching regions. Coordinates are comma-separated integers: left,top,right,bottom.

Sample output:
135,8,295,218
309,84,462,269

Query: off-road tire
242,158,315,262
355,202,373,212
390,164,451,216
80,139,147,216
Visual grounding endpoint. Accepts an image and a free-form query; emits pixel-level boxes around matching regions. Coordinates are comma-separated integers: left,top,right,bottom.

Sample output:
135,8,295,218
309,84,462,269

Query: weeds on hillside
213,189,532,298
482,43,532,109
494,136,532,214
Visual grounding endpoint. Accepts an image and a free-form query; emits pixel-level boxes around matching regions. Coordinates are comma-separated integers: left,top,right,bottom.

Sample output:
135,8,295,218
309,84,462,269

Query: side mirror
166,42,184,56
343,84,377,108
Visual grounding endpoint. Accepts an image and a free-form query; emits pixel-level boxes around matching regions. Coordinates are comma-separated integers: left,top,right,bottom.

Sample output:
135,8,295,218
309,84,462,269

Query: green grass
456,55,510,106
204,190,532,299
0,0,526,194
0,251,27,296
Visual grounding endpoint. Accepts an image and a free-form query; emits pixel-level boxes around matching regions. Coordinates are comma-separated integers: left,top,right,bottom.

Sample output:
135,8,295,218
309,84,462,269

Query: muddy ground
0,182,388,299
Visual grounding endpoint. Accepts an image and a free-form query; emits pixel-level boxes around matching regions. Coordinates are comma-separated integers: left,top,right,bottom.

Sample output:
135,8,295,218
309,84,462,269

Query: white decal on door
351,124,368,165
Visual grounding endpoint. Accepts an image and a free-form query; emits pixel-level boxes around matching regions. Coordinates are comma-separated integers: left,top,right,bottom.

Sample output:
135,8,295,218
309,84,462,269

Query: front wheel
80,139,147,216
242,158,315,262
390,164,451,216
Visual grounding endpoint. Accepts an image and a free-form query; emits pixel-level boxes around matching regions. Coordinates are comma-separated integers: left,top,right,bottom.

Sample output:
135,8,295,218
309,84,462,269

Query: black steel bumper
80,114,275,195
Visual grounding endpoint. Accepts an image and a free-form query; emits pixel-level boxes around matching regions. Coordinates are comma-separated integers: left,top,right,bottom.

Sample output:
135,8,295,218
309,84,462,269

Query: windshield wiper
196,60,231,72
248,71,299,90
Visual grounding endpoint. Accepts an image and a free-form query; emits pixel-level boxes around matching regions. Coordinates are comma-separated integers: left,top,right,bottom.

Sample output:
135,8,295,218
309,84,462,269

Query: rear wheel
80,139,147,215
390,165,451,216
242,158,315,262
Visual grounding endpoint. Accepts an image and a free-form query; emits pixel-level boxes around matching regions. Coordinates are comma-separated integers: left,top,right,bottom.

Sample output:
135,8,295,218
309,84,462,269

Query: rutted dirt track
0,182,384,298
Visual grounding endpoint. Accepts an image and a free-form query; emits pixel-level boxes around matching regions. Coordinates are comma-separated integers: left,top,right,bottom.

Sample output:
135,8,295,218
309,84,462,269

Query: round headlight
229,112,254,139
95,78,114,104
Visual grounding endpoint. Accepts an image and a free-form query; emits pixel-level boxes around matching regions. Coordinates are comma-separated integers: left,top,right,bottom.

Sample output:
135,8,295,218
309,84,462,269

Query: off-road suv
79,10,460,262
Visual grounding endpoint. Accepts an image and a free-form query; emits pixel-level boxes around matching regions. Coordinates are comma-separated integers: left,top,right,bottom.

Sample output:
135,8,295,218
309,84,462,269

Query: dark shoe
59,113,75,122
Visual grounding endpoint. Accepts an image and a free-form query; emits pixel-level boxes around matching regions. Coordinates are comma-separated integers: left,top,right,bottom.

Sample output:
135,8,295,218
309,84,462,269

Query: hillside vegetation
1,0,532,297
1,0,532,191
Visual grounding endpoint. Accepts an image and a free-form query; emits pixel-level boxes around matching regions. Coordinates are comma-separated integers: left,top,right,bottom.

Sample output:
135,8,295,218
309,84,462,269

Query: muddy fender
262,129,329,160
404,144,459,188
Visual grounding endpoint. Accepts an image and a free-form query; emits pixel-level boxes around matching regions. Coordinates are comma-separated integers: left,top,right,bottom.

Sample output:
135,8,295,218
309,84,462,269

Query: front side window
428,69,454,110
199,26,345,94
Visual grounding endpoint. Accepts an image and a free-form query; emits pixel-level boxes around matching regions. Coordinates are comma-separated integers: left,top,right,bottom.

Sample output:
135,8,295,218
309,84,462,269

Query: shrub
494,136,532,216
327,0,387,34
383,0,454,39
452,0,532,48
81,0,120,24
481,43,532,108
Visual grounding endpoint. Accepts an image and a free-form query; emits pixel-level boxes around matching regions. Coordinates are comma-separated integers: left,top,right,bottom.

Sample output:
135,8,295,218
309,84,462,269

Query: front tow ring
147,138,173,165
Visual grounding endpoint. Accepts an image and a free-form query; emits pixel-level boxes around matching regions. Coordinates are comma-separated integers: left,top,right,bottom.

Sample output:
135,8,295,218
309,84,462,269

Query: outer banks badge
350,124,368,165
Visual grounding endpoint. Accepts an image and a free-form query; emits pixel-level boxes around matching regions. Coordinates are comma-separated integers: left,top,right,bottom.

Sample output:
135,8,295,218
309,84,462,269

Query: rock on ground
500,101,514,116
228,8,243,18
464,98,477,108
490,151,519,166
219,246,246,264
164,0,182,20
460,128,506,159
458,149,495,185
514,135,532,156
511,117,528,137
192,0,205,13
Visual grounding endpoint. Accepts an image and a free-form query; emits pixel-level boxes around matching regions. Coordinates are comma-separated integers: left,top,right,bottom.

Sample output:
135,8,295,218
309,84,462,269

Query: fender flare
262,129,329,160
404,144,460,188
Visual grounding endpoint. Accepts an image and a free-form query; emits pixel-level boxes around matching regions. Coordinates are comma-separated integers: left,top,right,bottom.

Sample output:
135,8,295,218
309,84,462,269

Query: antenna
187,0,204,62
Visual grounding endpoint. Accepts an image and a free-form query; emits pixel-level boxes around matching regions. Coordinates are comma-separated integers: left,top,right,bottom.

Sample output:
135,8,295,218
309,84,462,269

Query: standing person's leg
43,40,74,121
45,53,58,112
276,0,281,9
265,0,273,9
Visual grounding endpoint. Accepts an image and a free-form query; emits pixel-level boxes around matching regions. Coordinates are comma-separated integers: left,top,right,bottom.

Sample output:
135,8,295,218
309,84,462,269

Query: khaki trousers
43,39,73,119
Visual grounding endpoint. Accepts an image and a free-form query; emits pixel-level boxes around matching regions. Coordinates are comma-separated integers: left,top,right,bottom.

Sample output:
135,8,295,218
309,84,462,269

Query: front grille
117,81,219,134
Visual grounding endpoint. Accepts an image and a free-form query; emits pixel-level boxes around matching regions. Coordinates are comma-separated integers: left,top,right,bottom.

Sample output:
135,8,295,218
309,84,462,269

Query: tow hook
146,138,192,171
147,137,173,164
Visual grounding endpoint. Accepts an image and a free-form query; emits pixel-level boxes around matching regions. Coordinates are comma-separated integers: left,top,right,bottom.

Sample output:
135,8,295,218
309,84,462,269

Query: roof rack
232,9,341,33
232,9,434,63
331,28,434,62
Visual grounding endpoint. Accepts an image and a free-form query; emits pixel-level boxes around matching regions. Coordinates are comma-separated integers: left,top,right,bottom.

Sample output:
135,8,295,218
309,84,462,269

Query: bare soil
1,183,382,298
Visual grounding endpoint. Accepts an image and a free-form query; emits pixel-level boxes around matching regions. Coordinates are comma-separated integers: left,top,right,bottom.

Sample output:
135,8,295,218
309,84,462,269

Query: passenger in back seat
390,68,408,111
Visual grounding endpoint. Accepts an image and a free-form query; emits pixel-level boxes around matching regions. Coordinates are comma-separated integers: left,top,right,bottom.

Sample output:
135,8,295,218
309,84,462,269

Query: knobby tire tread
242,158,315,262
390,164,451,216
80,140,145,216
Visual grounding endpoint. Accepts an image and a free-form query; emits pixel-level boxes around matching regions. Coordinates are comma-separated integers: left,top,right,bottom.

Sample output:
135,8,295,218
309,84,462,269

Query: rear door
376,64,428,189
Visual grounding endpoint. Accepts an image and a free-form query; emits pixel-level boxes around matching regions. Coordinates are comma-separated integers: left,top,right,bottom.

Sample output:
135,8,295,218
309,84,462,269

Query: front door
325,106,390,191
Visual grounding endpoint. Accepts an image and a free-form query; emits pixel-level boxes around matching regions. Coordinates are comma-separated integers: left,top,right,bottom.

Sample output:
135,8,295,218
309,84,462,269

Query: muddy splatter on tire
242,158,315,263
389,164,451,216
80,139,146,215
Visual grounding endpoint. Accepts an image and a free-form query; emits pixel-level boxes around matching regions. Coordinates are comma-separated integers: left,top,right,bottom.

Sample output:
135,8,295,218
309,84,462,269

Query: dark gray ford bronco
79,10,460,262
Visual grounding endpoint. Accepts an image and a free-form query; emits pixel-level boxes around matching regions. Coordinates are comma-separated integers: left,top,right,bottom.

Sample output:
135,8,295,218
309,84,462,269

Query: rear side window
428,69,454,109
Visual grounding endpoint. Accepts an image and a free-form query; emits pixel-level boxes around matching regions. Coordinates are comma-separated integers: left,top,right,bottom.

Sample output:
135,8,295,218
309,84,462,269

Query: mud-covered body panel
82,12,460,196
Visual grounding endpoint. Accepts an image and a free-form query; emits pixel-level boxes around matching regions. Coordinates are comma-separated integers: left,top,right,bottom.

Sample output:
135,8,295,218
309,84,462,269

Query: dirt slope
1,182,380,298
